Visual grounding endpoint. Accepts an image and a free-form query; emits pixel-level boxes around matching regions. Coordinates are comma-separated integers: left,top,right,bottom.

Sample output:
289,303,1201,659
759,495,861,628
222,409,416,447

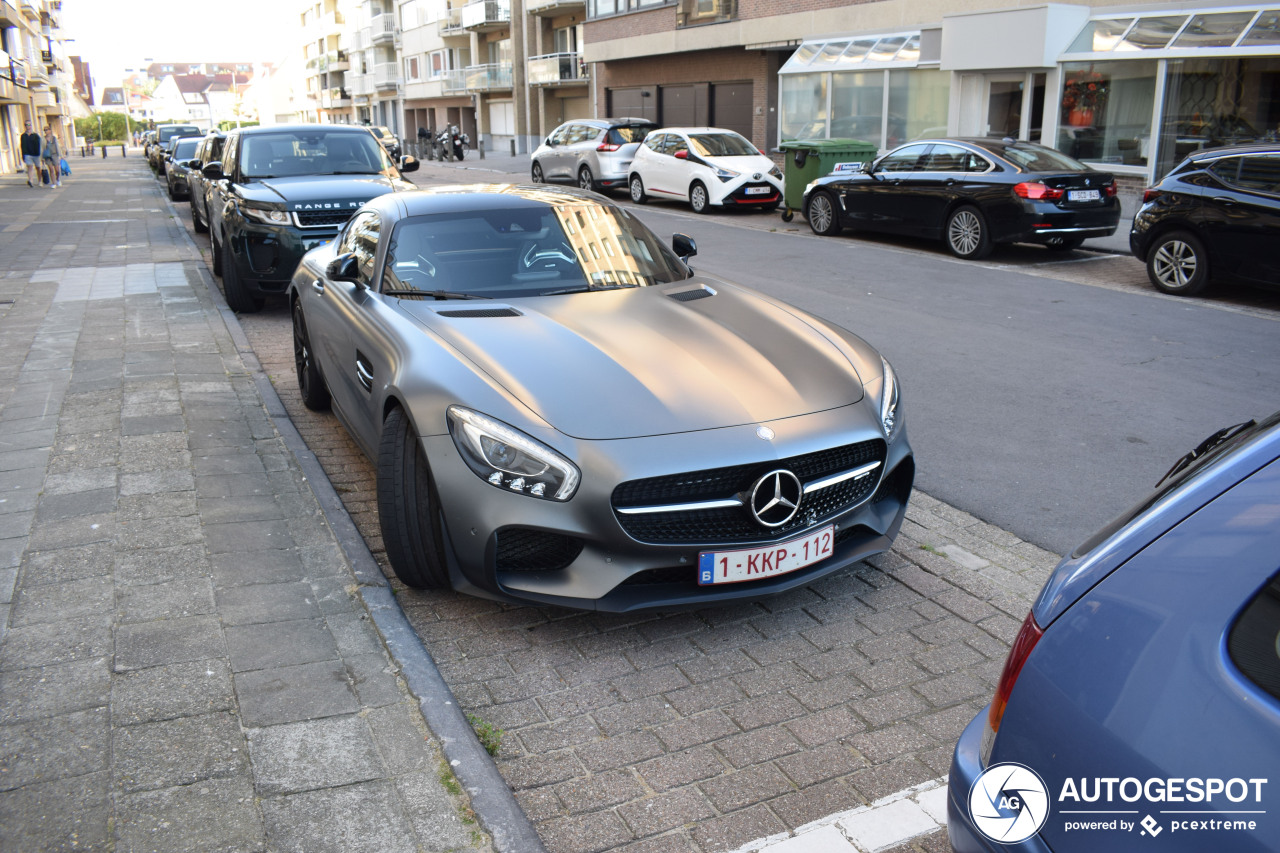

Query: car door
207,132,239,241
633,133,667,191
541,124,571,179
840,143,931,233
911,143,985,239
1203,153,1280,286
305,210,383,446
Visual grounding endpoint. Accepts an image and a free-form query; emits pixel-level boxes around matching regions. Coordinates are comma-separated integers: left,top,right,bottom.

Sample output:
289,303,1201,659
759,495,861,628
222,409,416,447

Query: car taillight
981,610,1044,765
1013,182,1064,200
1142,188,1162,203
1103,180,1117,197
597,142,620,152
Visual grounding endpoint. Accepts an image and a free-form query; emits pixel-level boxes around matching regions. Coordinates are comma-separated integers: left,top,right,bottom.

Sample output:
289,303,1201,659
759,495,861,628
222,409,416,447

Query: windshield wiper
1155,419,1257,487
382,289,492,301
321,170,380,176
540,285,592,296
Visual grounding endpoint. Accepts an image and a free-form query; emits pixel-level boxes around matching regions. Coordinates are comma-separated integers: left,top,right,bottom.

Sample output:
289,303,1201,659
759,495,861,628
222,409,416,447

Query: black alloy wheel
805,191,842,236
945,205,993,260
377,406,448,589
1146,230,1210,296
292,300,331,411
220,236,263,313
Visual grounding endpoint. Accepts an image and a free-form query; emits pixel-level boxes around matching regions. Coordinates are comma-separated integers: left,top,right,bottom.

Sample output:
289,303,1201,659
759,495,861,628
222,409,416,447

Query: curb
159,173,547,853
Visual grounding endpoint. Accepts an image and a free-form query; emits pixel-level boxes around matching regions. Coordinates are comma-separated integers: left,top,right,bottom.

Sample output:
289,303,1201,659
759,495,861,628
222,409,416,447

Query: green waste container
776,138,879,222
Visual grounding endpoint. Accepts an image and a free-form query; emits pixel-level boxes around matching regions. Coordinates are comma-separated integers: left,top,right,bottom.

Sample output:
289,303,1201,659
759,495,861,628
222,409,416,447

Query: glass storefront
1157,56,1280,170
780,74,827,141
1057,61,1157,166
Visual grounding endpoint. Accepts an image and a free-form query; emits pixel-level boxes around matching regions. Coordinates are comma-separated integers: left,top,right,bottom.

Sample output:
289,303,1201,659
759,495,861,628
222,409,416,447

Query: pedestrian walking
41,127,61,188
19,120,41,187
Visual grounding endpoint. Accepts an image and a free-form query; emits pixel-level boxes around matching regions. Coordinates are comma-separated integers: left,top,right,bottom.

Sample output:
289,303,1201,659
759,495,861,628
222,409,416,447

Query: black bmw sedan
802,137,1121,259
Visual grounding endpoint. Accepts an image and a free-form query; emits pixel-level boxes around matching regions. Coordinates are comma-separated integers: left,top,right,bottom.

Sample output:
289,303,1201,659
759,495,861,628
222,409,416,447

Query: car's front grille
612,439,886,545
293,210,354,229
495,527,584,572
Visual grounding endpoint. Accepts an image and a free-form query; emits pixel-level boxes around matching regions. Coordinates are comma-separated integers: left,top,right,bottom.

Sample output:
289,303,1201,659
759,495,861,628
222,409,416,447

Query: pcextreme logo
968,766,1270,845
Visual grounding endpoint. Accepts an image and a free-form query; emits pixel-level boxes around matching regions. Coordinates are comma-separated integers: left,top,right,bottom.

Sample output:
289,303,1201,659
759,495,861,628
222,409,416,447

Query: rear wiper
382,289,491,301
1155,420,1257,487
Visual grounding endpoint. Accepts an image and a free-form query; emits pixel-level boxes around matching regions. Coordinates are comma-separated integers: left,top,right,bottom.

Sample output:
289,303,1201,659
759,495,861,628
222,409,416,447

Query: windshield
240,130,392,179
995,143,1090,173
173,139,200,159
382,202,689,299
690,132,759,158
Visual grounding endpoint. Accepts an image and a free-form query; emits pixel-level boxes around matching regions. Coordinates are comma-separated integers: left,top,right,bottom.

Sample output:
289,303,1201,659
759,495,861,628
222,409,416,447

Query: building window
1056,61,1157,167
1156,56,1279,174
888,68,950,146
779,74,827,141
831,71,886,146
588,0,670,19
406,56,421,81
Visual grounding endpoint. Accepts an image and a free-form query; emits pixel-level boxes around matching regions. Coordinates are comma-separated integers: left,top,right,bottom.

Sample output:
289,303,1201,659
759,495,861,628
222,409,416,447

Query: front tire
531,161,544,183
578,166,595,191
805,191,841,236
629,175,648,204
1146,230,1209,296
690,182,710,214
945,205,993,260
221,236,263,313
292,300,330,411
377,406,448,590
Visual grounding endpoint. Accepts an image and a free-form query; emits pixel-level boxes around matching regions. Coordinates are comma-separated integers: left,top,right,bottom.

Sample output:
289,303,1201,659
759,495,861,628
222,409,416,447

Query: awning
1063,6,1280,57
779,33,922,75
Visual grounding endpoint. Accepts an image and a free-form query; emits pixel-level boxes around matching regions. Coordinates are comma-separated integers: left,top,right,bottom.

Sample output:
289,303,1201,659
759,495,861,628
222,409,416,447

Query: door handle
1210,197,1236,206
311,279,325,294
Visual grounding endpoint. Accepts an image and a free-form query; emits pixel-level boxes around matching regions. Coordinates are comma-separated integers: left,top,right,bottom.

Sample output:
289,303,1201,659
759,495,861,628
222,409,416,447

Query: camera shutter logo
969,762,1050,844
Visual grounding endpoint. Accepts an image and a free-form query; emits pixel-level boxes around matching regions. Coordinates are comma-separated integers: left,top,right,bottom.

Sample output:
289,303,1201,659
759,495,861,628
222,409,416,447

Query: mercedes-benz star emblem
750,470,803,528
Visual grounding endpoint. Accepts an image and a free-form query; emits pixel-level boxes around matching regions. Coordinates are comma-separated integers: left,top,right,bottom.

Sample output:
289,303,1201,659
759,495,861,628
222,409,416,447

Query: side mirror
546,136,555,147
399,155,419,173
202,161,225,180
185,158,201,169
672,233,697,261
674,150,689,160
326,253,361,283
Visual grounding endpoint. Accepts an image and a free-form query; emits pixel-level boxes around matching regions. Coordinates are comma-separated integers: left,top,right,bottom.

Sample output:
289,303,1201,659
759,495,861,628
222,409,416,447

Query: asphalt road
608,203,1280,555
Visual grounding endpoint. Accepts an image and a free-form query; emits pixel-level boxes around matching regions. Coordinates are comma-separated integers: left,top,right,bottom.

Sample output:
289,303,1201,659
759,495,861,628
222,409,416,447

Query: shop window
1156,56,1279,176
832,71,886,148
779,74,827,141
889,69,950,145
1057,61,1157,168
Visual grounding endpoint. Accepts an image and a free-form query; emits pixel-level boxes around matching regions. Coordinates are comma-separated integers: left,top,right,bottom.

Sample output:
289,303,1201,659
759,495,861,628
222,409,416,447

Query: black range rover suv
204,124,419,312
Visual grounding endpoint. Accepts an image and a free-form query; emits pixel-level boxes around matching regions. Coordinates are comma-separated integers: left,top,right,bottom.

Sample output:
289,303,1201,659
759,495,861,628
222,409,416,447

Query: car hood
239,174,411,209
702,153,775,174
400,281,865,440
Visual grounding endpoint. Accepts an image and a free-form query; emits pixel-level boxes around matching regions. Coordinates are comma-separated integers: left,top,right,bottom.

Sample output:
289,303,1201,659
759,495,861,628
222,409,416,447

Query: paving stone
555,768,646,815
776,742,865,788
0,656,110,723
846,757,938,803
260,779,420,853
115,576,216,624
19,542,114,586
539,809,635,853
114,615,225,673
689,804,786,853
723,692,806,731
638,746,724,793
116,775,264,853
344,652,404,708
500,750,583,791
110,659,235,726
235,660,359,726
654,711,740,753
248,715,385,796
0,618,112,671
785,704,866,748
576,731,665,773
714,725,804,769
0,771,111,853
224,618,336,673
112,712,248,794
699,763,793,813
618,787,717,838
9,574,114,628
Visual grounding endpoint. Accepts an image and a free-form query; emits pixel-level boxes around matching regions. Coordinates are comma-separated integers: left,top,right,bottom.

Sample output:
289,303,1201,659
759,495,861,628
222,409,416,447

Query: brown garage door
661,85,701,127
607,87,657,122
712,82,753,142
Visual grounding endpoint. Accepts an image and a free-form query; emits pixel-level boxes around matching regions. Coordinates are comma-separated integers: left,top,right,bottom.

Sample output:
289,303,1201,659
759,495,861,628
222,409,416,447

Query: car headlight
240,200,291,225
769,165,783,180
712,166,740,182
880,357,901,440
447,406,580,501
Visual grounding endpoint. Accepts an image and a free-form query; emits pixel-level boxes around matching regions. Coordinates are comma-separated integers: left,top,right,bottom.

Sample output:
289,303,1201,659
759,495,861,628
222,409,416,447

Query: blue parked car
948,412,1280,852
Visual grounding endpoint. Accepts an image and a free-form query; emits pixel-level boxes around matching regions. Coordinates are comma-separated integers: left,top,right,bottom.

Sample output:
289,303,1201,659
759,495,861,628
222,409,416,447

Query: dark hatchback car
163,136,203,201
149,123,201,174
948,411,1280,852
204,124,419,312
803,138,1121,259
187,132,227,235
1129,144,1280,296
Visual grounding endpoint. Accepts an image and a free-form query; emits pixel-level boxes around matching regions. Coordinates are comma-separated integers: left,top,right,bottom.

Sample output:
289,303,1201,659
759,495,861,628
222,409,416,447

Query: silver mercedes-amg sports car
289,184,913,611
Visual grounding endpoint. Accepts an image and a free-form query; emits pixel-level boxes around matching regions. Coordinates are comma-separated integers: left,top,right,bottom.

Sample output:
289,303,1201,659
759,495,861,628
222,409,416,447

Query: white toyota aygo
628,127,784,214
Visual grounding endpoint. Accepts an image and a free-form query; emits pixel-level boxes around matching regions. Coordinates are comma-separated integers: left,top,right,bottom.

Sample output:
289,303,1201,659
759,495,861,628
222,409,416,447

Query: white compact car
628,127,783,213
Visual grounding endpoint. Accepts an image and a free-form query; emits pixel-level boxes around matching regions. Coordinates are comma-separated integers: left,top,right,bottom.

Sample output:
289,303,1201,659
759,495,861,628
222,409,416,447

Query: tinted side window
350,213,382,287
1229,572,1280,702
222,134,239,177
923,144,967,172
879,145,929,172
1232,155,1280,194
644,133,667,153
668,136,689,157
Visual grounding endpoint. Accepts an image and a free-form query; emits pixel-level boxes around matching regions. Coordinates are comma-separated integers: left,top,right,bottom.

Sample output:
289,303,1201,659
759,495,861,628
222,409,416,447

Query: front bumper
229,222,339,297
424,405,914,611
710,177,784,208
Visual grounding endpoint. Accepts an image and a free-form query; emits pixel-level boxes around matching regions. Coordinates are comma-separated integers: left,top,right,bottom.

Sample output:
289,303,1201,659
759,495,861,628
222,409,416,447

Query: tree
74,112,141,141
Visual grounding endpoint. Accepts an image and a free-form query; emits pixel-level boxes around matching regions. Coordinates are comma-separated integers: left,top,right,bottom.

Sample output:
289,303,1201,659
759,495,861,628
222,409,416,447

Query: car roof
1185,143,1280,161
234,123,375,136
660,127,745,135
379,183,612,218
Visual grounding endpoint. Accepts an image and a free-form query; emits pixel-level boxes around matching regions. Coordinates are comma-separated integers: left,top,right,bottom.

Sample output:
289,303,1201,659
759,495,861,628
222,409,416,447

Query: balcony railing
438,7,465,35
19,0,37,22
465,62,512,91
347,72,373,96
525,0,584,14
676,0,735,27
527,52,587,86
373,61,400,90
371,14,399,44
307,50,350,73
461,0,509,30
321,87,351,109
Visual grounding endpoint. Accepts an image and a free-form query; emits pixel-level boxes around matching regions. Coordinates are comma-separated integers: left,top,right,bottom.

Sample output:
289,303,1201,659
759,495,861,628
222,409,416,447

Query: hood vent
668,285,716,303
437,307,523,318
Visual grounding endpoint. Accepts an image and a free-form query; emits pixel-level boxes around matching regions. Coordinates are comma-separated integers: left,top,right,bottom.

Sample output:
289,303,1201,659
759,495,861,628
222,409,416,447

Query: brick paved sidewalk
0,152,516,851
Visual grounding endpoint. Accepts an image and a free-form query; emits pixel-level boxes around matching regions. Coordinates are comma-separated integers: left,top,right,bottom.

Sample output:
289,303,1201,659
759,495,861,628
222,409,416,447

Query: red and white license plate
698,525,834,585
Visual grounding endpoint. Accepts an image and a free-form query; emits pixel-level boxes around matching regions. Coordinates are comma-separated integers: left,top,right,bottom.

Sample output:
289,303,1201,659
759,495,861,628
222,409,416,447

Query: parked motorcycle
434,126,470,162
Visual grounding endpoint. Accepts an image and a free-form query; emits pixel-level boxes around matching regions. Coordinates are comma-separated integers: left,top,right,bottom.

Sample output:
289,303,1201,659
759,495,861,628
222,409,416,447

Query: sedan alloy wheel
806,191,841,236
945,206,993,260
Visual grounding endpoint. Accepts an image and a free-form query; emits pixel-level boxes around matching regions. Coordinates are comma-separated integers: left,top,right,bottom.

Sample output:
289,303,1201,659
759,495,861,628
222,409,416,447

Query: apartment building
1,0,74,174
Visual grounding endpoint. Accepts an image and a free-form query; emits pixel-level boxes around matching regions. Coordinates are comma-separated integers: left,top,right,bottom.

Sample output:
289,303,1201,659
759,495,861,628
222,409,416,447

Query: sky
60,0,297,90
